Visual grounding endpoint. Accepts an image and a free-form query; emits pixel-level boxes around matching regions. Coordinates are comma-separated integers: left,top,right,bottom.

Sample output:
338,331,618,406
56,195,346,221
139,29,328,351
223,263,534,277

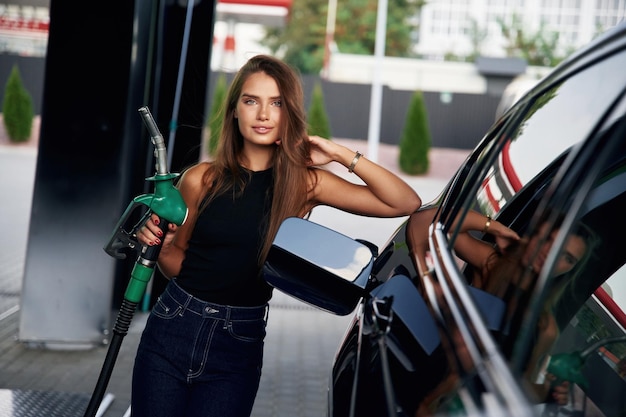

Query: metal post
322,0,337,79
366,0,388,163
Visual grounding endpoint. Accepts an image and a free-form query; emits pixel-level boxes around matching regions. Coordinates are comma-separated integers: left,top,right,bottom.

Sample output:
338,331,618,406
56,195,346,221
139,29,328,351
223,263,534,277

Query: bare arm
307,136,421,216
453,210,520,273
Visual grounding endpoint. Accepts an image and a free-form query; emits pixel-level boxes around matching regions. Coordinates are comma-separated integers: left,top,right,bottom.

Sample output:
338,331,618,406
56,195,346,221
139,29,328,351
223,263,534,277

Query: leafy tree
262,0,425,74
496,13,572,67
398,91,430,175
207,73,228,157
307,82,331,138
466,17,488,62
262,0,328,74
2,65,33,143
444,24,486,63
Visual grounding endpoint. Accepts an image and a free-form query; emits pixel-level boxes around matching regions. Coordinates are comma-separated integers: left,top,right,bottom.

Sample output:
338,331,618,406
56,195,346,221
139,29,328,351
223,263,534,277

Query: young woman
131,54,421,417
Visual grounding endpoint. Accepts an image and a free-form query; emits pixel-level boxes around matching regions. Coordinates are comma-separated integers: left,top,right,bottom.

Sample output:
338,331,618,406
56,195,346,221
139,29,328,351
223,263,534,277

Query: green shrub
207,73,228,157
398,91,431,175
307,82,331,139
2,65,34,143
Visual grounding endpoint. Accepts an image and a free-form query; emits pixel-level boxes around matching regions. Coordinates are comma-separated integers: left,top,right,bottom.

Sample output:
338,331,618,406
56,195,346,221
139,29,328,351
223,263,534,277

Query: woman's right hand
136,214,178,247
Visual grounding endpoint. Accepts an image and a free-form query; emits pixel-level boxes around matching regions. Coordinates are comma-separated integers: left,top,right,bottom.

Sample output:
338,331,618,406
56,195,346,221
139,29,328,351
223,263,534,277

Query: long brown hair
201,55,313,263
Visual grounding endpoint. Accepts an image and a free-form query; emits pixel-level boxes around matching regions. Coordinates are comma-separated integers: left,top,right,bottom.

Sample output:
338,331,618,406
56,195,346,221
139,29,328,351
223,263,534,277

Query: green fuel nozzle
103,106,188,302
547,335,626,389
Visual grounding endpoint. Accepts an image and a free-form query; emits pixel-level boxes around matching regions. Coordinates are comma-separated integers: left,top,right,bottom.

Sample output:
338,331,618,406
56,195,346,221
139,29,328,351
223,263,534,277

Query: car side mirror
263,217,375,315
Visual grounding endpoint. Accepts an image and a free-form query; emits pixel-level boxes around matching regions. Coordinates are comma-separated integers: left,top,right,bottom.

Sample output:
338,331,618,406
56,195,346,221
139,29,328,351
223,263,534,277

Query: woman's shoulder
181,162,211,180
177,162,212,208
179,162,212,190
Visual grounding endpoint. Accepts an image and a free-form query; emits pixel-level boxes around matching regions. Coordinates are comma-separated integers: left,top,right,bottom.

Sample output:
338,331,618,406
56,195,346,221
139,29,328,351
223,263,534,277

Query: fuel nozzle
138,106,169,176
103,108,188,260
103,107,188,302
547,334,626,388
137,105,188,228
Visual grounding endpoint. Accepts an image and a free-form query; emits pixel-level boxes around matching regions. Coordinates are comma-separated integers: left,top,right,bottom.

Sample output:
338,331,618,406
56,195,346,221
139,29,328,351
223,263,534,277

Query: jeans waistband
165,279,268,320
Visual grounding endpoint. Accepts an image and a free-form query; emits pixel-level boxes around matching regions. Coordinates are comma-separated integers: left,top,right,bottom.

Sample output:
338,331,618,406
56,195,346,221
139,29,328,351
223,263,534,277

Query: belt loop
179,292,192,316
223,306,232,329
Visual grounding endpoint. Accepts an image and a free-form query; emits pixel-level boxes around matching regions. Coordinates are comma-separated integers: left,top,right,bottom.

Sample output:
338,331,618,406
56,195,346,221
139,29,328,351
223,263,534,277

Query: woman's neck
239,146,275,172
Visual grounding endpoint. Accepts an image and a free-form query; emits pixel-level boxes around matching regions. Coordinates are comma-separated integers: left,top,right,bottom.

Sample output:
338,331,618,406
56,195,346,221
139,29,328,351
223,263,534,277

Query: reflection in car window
605,264,626,310
466,50,626,221
425,47,626,417
515,129,626,416
508,219,601,404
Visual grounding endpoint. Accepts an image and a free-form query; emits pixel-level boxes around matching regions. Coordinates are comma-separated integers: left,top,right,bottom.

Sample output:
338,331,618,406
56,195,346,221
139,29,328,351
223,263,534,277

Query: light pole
366,0,388,163
322,0,338,79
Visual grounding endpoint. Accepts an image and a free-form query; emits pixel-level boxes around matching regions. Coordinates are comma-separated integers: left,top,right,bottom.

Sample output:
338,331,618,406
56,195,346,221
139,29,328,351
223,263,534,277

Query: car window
424,48,626,416
498,93,626,416
426,117,626,417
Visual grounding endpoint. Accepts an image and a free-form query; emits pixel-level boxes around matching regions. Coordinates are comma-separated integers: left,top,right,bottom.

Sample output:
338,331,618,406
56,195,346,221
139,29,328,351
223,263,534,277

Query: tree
262,0,425,74
307,82,331,138
467,18,488,62
2,65,34,143
398,91,430,175
443,18,488,62
496,13,572,67
207,73,228,157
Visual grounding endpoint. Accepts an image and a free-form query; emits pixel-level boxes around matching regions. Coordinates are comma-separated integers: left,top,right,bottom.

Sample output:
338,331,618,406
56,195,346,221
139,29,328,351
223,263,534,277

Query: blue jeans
131,279,268,417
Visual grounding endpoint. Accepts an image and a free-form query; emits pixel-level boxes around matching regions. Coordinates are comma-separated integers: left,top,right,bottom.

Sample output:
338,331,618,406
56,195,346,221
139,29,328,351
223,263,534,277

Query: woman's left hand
307,135,340,167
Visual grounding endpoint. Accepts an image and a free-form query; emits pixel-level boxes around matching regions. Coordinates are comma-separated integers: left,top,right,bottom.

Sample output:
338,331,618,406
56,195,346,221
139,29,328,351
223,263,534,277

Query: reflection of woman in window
455,215,596,404
407,209,597,409
499,221,596,404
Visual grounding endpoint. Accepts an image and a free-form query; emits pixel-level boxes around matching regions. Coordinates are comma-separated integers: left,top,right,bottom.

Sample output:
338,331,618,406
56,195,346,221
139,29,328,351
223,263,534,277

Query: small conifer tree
307,82,331,139
3,65,34,143
399,91,431,175
207,73,228,157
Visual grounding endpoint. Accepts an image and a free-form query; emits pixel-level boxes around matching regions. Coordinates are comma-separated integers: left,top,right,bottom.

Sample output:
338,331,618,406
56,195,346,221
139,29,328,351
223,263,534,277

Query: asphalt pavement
0,138,467,417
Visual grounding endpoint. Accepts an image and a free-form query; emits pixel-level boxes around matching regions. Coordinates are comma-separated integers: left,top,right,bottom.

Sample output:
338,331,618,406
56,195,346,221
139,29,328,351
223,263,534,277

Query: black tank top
176,167,274,306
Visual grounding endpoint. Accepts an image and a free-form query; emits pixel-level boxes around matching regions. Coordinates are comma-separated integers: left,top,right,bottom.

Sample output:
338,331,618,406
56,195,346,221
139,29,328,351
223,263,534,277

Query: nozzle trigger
103,202,151,259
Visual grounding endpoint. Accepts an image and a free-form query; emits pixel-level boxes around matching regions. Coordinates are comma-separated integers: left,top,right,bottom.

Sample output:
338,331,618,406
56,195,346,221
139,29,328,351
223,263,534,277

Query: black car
263,22,626,417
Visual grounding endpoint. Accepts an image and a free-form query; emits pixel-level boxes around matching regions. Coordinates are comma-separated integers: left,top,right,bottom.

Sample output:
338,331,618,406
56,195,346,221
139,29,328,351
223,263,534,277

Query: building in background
0,0,284,71
212,0,290,71
2,0,625,65
417,0,625,59
0,3,48,57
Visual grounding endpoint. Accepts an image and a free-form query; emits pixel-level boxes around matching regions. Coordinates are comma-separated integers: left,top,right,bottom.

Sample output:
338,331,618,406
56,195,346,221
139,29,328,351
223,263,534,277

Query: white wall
327,52,552,94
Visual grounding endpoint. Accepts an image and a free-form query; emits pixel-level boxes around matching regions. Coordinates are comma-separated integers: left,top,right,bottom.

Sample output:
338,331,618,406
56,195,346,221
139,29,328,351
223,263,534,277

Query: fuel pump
83,106,188,417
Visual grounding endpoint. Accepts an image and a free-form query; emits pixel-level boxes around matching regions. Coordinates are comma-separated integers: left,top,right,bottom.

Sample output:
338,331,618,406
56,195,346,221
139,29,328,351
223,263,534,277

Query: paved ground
0,134,469,417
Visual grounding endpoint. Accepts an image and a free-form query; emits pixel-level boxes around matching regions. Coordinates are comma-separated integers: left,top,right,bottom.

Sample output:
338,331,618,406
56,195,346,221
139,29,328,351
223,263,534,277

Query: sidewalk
0,137,469,417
